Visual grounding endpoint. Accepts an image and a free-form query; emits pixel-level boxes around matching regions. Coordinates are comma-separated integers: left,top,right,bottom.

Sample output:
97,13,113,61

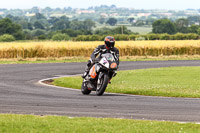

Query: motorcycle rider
82,36,119,78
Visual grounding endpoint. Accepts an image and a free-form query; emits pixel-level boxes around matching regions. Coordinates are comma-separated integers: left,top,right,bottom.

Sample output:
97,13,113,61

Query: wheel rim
97,78,103,91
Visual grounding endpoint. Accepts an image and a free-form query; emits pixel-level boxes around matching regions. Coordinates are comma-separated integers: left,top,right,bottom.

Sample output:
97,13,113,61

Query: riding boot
82,67,90,78
82,60,93,78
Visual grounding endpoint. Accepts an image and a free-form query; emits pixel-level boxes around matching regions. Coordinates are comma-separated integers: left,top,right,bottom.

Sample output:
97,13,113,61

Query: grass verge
0,114,200,133
53,66,200,98
0,55,200,64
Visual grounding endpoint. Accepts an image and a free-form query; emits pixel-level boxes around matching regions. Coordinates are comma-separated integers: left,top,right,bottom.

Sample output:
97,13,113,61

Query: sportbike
81,53,118,96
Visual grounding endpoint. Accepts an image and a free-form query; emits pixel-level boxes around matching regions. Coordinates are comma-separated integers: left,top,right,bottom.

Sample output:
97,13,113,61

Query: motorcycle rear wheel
81,81,91,95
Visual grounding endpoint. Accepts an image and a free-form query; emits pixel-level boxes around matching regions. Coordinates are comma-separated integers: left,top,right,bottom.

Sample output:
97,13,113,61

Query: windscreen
101,53,115,61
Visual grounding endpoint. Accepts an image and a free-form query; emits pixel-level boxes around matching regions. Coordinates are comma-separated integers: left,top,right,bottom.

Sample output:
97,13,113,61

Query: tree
106,18,117,26
23,29,33,40
48,17,59,25
188,24,199,33
175,18,189,33
35,13,46,20
94,27,114,35
38,35,46,40
188,16,200,25
43,7,53,13
34,21,45,29
61,29,84,37
83,19,95,31
52,33,70,41
60,16,69,21
98,17,105,24
5,14,14,20
135,20,145,26
18,20,28,29
27,23,33,30
32,29,46,37
198,28,200,35
30,7,40,13
152,19,176,34
70,20,83,30
52,20,70,30
113,26,132,34
127,17,135,23
0,34,15,42
145,18,156,25
0,18,24,40
51,16,70,30
30,13,47,24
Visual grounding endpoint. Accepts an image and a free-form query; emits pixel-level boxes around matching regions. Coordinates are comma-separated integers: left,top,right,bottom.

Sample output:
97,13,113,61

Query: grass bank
53,67,200,98
0,55,200,64
0,114,200,133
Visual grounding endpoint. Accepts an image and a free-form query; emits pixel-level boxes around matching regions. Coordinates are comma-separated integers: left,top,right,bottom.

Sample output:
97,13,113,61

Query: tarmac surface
0,60,200,122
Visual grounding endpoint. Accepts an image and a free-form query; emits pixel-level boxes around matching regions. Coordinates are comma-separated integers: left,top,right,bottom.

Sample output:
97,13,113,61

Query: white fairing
99,57,109,68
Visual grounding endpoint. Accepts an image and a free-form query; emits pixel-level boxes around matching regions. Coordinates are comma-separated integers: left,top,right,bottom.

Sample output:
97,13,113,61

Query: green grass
127,26,152,34
94,24,152,34
0,55,200,64
53,67,200,98
0,114,200,133
0,58,88,64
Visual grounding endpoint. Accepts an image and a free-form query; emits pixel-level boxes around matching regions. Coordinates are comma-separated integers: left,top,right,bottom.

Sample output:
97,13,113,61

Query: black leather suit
85,44,119,71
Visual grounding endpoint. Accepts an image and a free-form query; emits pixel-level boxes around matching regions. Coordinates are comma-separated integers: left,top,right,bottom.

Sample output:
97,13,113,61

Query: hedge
73,33,200,41
0,34,15,42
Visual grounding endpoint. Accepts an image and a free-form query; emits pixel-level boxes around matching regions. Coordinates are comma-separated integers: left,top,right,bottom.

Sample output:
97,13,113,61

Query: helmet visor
105,41,115,48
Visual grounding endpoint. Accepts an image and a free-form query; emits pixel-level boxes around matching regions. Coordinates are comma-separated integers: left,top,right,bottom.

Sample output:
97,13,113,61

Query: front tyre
81,81,91,95
96,74,109,96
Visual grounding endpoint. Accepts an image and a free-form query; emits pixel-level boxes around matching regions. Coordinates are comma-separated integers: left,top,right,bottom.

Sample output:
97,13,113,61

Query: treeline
0,14,137,41
1,13,200,42
0,16,136,41
152,18,200,35
0,14,96,40
74,33,199,41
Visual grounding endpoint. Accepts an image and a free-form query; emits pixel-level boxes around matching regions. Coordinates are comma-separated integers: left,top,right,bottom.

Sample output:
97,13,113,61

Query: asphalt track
0,60,200,122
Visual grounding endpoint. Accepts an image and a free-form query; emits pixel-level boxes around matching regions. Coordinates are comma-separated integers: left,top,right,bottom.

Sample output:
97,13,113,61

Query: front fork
97,71,117,85
97,72,104,85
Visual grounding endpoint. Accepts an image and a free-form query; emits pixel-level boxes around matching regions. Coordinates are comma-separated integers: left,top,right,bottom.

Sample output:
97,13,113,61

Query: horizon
0,0,200,10
1,5,200,11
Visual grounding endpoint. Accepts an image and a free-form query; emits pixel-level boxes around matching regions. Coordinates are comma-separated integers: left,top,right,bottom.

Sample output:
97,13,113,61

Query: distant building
76,10,95,14
25,12,36,17
100,13,108,18
137,13,151,17
158,13,173,17
110,13,118,16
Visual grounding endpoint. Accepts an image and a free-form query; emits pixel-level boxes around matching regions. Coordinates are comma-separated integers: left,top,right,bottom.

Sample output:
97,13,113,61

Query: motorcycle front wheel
96,74,109,96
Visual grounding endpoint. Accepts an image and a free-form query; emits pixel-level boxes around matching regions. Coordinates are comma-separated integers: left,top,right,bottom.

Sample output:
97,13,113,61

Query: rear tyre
96,74,109,96
81,81,91,95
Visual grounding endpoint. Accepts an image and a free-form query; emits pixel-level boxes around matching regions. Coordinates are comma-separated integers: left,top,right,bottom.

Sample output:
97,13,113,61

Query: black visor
105,41,115,48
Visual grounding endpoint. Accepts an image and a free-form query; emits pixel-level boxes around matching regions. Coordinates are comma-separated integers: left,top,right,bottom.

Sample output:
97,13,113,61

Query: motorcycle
81,53,118,96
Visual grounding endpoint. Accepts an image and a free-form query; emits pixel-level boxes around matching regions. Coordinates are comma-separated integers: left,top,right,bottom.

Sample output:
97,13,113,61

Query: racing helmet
104,36,115,49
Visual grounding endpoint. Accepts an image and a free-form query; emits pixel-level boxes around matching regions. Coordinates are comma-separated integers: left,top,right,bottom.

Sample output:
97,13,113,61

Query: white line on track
38,74,81,92
38,74,200,124
38,74,200,99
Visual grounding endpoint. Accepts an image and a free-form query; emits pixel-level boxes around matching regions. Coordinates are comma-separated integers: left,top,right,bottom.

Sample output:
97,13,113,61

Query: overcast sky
0,0,200,10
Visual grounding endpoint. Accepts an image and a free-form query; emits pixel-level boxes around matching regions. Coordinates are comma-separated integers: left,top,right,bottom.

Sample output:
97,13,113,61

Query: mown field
94,24,152,34
53,67,200,98
1,114,200,133
0,40,200,59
